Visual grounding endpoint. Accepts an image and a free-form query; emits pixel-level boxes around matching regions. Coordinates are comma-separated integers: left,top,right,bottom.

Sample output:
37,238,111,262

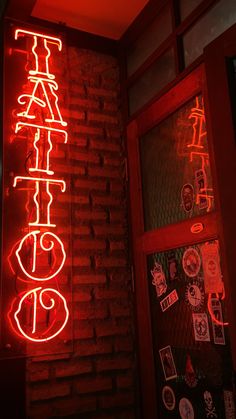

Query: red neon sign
188,97,214,212
8,28,69,342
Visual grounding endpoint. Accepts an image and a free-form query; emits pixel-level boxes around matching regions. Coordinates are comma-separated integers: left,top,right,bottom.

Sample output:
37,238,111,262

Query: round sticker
179,398,194,419
182,248,201,278
185,281,204,311
162,386,175,411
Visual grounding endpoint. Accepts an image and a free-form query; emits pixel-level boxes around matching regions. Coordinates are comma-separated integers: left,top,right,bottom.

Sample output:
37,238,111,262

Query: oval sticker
191,223,204,234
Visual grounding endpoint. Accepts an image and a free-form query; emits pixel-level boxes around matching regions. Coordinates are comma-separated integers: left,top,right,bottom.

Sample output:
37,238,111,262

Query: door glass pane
126,4,172,76
227,57,236,143
129,48,175,115
179,0,203,21
147,239,235,418
183,0,236,67
140,94,214,231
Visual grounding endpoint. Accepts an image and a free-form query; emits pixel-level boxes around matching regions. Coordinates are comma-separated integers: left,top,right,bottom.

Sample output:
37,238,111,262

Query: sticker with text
159,345,177,381
162,386,175,411
203,391,218,418
224,390,236,419
185,280,204,312
195,168,208,210
168,252,179,281
160,289,179,312
179,397,194,419
192,313,210,342
181,183,194,213
210,298,225,345
200,242,223,294
182,247,201,278
151,262,167,298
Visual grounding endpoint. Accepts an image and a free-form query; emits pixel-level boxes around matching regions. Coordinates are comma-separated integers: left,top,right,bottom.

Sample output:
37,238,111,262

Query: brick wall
26,44,137,418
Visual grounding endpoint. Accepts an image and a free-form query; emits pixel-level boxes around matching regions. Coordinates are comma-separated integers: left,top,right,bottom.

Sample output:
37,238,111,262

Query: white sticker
160,289,179,312
200,242,223,293
162,386,175,411
179,397,194,419
182,248,201,278
210,298,225,345
224,390,236,419
185,280,204,312
192,313,210,342
203,391,218,418
151,262,167,297
159,345,177,381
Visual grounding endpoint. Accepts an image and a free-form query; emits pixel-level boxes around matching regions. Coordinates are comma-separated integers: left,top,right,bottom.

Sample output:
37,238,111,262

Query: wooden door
127,58,235,418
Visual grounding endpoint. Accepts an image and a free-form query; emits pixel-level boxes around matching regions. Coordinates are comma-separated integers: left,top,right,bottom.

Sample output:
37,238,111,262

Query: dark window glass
140,95,214,231
129,48,175,115
183,0,236,67
127,5,172,76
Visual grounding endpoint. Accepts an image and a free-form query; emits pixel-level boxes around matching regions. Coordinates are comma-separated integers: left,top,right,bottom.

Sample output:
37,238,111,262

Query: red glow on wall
8,28,69,342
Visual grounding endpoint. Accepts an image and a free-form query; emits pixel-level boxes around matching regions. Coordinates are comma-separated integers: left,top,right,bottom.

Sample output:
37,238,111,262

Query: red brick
88,166,120,179
72,256,91,267
70,97,99,109
94,225,125,237
70,150,100,164
109,210,126,222
95,256,127,268
90,138,120,152
96,357,132,373
77,303,108,320
95,288,128,300
96,321,130,338
88,112,118,125
99,392,134,409
73,226,91,236
74,179,107,191
75,209,107,221
109,181,124,192
114,337,134,353
58,194,89,205
29,365,49,382
55,360,92,378
74,323,94,339
104,156,122,167
110,241,125,252
75,377,112,394
110,303,131,318
74,125,103,136
87,87,117,98
73,274,107,285
71,136,88,147
53,395,97,419
53,396,97,415
75,341,112,356
74,239,106,250
74,290,92,302
106,128,121,139
103,101,118,112
92,195,122,207
69,83,85,95
116,374,134,389
62,108,85,120
31,382,70,401
28,403,53,418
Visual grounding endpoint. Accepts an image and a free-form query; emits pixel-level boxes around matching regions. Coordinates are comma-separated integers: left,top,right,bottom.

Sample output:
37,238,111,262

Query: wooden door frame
127,64,221,418
204,23,236,370
128,42,236,414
